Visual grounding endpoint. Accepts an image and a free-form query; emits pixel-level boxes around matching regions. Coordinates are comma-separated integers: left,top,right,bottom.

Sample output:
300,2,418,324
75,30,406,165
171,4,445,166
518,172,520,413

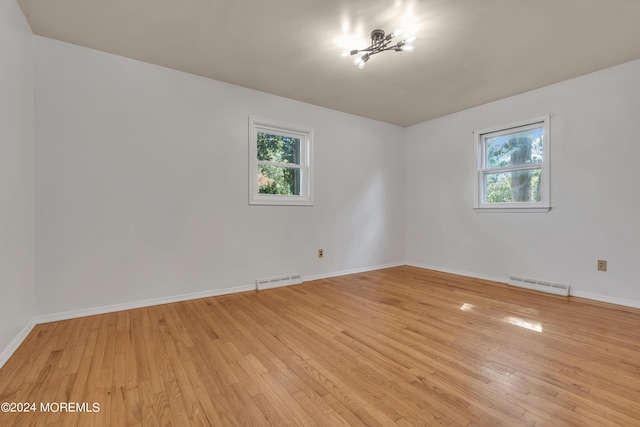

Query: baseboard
405,262,509,285
407,262,640,310
571,290,640,310
303,261,405,282
0,319,36,369
35,284,256,324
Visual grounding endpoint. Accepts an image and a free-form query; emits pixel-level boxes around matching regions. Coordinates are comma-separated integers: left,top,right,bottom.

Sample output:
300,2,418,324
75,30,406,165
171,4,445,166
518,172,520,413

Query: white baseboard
0,319,36,369
570,290,640,310
35,284,256,324
405,262,509,285
407,262,640,310
303,261,405,282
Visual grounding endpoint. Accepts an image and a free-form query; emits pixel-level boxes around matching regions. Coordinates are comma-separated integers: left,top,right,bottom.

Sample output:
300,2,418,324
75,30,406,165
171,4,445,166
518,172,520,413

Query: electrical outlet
318,249,324,258
597,260,607,272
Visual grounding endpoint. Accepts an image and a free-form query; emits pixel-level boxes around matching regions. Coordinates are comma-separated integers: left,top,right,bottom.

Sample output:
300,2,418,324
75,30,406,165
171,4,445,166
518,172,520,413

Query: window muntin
474,116,550,212
249,117,313,205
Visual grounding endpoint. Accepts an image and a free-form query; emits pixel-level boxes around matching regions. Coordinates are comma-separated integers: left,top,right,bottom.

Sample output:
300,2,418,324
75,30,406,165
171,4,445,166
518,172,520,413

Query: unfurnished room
1,0,640,425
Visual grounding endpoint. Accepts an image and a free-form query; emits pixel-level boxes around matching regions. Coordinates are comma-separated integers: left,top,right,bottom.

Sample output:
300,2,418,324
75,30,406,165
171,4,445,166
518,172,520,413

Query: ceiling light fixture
341,28,416,69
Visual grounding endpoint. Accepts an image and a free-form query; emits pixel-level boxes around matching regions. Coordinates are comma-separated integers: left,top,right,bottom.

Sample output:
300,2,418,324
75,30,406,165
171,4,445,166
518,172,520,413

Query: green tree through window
257,133,300,195
249,116,313,206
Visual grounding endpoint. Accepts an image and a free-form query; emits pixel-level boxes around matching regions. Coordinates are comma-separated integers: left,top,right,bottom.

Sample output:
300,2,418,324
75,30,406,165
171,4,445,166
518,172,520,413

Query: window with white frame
249,116,313,206
474,115,550,212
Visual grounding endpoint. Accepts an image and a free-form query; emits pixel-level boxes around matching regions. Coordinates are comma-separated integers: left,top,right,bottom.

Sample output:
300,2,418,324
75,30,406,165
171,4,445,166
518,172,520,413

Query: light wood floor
1,266,640,426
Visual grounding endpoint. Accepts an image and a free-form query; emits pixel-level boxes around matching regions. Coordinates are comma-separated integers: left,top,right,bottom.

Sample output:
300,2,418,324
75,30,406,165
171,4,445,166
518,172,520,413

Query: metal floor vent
256,273,302,291
508,276,570,296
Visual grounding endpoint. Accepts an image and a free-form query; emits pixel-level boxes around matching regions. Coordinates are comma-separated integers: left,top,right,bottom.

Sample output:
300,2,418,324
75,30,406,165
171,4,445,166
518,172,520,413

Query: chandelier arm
369,42,405,56
355,37,394,55
354,40,408,55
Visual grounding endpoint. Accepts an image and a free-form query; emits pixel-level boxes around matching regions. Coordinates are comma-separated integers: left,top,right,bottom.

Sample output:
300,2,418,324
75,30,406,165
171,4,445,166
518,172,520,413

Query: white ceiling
17,0,640,127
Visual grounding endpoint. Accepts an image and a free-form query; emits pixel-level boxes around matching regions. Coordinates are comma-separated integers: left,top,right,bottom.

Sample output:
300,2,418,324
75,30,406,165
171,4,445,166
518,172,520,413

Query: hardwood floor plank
292,388,351,427
2,266,640,426
252,392,294,426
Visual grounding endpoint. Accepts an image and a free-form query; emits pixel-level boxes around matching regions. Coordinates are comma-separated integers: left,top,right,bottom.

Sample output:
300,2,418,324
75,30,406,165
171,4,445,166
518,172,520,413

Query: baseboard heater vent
508,276,570,296
256,273,302,291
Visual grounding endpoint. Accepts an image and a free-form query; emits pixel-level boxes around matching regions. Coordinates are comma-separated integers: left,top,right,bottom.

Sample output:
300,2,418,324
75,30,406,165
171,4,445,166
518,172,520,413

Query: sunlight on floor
503,316,543,333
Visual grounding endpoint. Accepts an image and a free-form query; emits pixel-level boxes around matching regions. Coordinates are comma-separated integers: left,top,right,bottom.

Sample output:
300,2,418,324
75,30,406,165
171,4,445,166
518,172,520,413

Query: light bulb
405,35,417,43
353,57,363,66
393,28,404,37
342,49,359,58
402,45,415,52
358,61,366,69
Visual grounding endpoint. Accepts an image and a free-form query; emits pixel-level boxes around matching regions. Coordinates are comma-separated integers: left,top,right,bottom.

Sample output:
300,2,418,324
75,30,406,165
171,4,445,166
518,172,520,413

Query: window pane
258,165,301,195
484,169,541,203
257,132,301,164
486,127,543,168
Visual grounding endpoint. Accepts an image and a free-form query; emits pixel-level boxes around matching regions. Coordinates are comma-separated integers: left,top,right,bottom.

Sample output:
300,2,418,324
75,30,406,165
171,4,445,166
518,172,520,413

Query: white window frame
249,116,313,206
474,115,550,213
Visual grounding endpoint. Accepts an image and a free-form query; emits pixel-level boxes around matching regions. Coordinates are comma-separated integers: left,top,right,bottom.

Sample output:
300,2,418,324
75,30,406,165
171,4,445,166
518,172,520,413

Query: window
249,116,313,205
474,115,550,212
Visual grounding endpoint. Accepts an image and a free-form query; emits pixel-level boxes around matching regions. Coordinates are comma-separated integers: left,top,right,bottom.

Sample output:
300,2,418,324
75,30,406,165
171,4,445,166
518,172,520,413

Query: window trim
473,115,550,213
249,116,314,206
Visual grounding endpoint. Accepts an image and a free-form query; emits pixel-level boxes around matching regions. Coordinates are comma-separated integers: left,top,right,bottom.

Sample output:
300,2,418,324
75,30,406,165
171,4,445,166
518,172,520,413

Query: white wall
0,0,36,365
406,59,640,307
34,36,406,317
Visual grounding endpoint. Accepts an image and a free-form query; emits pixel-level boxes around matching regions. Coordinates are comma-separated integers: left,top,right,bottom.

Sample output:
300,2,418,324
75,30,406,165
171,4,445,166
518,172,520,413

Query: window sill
250,196,314,206
473,206,550,213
